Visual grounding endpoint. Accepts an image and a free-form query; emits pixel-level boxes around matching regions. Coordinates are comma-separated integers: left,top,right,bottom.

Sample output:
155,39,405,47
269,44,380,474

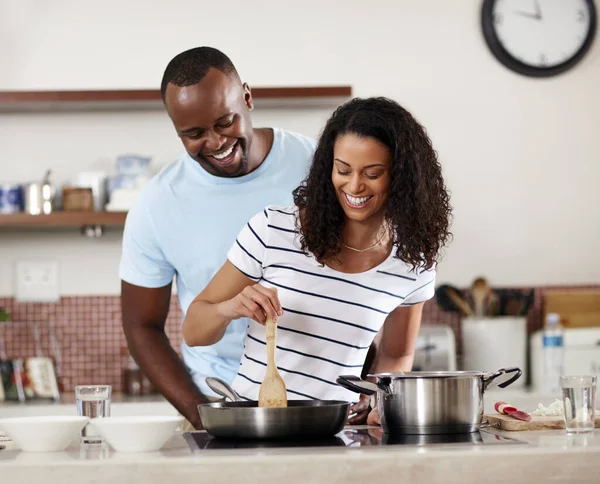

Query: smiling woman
294,97,452,272
182,96,452,426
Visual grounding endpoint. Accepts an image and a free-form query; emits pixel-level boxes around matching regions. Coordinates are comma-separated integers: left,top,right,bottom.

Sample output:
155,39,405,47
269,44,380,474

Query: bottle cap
546,313,560,325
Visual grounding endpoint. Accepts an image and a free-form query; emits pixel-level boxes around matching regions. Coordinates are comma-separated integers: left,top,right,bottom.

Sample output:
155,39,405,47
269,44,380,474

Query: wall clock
481,0,597,77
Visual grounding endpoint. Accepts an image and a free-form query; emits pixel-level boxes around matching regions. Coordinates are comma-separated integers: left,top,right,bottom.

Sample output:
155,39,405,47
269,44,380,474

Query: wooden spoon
258,317,288,408
471,277,490,318
446,286,474,317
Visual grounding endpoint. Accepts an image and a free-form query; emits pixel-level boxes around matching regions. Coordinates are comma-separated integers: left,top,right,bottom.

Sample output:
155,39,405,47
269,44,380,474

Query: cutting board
484,413,600,431
544,290,600,328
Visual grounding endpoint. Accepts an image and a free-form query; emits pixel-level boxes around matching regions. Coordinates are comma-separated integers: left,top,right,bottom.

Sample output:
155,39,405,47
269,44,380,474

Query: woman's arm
366,303,425,426
182,260,282,347
371,302,425,374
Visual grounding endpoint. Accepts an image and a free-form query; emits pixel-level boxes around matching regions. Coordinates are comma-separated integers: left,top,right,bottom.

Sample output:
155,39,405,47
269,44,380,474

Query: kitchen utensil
435,285,462,313
337,367,521,435
0,416,89,452
205,376,242,402
90,416,184,452
483,413,600,431
471,277,490,317
494,401,531,422
498,288,534,317
258,317,287,408
435,285,474,316
198,377,349,439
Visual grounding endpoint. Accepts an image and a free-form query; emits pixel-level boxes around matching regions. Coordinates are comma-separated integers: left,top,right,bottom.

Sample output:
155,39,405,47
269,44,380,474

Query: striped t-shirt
227,205,436,403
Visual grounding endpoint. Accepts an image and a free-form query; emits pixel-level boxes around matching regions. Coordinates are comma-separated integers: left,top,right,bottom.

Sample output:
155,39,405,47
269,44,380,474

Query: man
119,47,316,429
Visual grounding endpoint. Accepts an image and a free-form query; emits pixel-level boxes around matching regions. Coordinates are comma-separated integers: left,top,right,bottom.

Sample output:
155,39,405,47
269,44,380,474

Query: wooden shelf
0,211,127,228
0,86,352,112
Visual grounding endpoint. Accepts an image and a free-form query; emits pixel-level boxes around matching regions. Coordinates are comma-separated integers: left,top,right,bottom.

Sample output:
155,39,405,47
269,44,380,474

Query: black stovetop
183,428,524,451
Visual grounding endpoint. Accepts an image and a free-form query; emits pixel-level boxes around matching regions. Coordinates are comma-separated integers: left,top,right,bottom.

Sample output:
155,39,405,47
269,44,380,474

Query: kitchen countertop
2,388,599,483
1,426,600,484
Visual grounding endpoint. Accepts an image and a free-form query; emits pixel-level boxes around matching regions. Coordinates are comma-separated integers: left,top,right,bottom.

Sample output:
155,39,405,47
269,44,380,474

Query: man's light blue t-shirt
119,128,315,395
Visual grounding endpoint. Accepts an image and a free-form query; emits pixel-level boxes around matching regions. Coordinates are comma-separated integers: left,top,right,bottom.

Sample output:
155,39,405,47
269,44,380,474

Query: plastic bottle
542,313,564,395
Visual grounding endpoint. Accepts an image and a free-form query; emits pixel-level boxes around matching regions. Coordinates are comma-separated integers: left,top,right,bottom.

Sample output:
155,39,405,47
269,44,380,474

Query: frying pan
198,377,349,439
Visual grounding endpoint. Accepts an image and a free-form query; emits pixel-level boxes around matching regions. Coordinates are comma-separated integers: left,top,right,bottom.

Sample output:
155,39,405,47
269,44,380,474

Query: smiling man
119,47,315,429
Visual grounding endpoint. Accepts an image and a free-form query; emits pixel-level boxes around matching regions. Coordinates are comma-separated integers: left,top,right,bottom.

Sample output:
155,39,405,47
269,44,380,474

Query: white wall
1,0,599,296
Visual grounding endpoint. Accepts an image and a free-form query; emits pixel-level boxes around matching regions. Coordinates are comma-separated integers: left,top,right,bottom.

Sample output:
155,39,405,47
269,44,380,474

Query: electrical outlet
14,260,60,302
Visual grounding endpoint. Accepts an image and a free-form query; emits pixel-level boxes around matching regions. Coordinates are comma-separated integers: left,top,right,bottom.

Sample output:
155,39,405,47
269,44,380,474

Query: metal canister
24,171,54,215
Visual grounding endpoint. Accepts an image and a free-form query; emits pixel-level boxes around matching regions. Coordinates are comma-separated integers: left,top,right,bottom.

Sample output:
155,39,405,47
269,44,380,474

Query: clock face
482,0,597,76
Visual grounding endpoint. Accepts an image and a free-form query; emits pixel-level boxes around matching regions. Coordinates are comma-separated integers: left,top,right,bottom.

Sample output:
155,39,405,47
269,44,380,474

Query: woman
182,97,452,425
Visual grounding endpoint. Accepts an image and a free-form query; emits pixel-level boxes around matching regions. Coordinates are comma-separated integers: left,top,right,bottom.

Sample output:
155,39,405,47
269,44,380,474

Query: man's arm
121,280,208,429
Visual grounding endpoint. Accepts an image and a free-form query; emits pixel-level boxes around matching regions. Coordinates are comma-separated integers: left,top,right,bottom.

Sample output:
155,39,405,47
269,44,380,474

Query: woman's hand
366,406,381,426
218,284,283,325
347,393,372,425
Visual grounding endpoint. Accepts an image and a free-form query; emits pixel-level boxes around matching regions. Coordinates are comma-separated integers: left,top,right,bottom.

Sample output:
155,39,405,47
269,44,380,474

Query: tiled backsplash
0,296,182,394
0,285,597,395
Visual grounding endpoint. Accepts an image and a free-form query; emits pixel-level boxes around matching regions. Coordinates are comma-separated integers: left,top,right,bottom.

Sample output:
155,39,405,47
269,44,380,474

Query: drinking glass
75,385,112,443
560,375,596,434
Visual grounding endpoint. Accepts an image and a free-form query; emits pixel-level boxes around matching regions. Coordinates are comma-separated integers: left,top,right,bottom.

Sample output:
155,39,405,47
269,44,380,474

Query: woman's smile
343,193,374,209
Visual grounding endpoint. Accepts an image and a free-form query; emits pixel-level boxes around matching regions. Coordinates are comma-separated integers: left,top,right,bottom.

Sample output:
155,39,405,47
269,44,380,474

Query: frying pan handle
336,375,380,396
482,367,522,390
205,377,242,402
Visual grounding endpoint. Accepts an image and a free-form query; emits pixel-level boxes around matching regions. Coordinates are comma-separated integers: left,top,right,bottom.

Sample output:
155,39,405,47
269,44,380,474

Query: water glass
76,385,112,443
560,375,596,434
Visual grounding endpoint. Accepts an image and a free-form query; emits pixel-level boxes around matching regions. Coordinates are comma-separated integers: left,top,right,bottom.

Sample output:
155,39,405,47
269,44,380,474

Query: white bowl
90,415,184,452
0,416,90,452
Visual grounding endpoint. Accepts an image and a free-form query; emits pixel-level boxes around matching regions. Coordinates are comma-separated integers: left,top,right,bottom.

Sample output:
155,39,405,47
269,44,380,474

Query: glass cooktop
183,428,525,451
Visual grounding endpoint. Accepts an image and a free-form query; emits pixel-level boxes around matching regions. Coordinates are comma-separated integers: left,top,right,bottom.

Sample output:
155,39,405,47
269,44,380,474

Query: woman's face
331,133,391,223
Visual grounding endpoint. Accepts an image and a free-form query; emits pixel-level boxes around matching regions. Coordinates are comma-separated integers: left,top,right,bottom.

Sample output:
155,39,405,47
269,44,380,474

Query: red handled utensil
495,401,531,422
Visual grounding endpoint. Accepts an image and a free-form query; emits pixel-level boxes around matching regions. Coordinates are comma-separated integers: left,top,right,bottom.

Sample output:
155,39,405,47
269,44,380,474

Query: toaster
413,324,457,371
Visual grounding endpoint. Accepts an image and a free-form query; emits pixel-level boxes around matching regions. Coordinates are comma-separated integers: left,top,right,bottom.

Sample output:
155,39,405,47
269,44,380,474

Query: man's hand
122,281,208,429
347,393,372,425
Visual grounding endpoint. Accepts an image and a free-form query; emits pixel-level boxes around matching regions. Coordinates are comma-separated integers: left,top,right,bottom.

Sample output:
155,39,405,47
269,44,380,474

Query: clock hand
513,10,541,20
533,0,542,20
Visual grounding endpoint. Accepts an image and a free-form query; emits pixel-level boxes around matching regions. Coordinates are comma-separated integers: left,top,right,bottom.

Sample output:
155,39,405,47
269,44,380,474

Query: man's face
164,68,254,177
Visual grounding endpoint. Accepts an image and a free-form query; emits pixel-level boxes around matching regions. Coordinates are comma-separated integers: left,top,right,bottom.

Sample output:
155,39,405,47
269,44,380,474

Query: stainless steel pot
337,367,521,435
198,378,349,439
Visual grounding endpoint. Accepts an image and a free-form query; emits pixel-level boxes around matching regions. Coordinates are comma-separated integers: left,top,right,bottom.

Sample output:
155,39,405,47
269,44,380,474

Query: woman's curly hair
293,96,452,271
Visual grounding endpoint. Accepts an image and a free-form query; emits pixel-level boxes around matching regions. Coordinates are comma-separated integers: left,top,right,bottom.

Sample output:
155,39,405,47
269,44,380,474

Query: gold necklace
342,231,386,253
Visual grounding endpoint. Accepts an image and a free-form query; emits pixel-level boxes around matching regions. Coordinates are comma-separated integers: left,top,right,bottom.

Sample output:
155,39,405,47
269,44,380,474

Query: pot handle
337,375,381,395
482,367,522,390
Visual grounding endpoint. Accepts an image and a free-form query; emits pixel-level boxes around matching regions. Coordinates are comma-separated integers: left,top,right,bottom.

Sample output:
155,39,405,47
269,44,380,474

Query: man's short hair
160,46,238,101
